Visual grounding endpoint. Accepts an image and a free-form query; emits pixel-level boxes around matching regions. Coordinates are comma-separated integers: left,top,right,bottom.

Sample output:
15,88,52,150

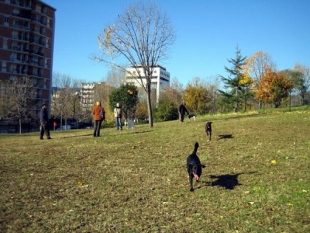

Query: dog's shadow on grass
217,134,233,140
200,172,256,190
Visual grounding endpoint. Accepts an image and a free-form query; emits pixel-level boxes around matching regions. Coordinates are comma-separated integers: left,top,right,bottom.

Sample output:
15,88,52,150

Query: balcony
9,45,29,55
11,0,31,9
11,35,29,42
11,24,30,31
29,38,46,47
12,12,31,20
32,16,47,26
9,58,28,65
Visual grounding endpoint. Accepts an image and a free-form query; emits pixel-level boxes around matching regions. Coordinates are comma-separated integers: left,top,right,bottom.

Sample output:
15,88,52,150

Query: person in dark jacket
93,101,105,137
39,103,51,139
179,103,189,122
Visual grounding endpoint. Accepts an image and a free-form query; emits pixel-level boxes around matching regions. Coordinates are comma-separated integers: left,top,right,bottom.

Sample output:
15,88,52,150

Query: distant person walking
114,103,123,130
179,103,189,122
39,103,51,140
93,101,105,137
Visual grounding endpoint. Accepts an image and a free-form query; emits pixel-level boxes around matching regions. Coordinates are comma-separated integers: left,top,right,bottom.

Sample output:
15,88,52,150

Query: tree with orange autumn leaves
256,68,294,108
243,51,275,109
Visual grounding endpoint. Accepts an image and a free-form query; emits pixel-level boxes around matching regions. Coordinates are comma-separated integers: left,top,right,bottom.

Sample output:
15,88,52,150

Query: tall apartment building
0,0,56,111
81,82,96,112
80,82,113,113
125,65,170,103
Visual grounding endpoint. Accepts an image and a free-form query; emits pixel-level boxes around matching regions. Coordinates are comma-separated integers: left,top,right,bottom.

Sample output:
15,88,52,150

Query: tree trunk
19,118,22,134
234,88,238,112
146,82,153,128
289,92,291,111
300,93,305,105
258,99,262,109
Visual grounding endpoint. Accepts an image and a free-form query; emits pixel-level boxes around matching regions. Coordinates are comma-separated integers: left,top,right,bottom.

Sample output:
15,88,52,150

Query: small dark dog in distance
186,142,205,191
205,121,212,140
188,114,196,121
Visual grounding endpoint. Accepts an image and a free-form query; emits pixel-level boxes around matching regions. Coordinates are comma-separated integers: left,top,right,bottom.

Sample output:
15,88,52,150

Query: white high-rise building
125,65,170,103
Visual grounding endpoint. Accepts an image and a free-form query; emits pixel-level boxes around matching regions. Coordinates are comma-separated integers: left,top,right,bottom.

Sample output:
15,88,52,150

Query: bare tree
164,77,184,105
105,67,125,88
205,75,220,114
293,63,310,105
95,1,175,127
51,72,83,128
2,76,37,134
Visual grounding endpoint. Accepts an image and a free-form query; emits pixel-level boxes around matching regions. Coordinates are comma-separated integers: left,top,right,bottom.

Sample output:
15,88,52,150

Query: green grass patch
1,110,309,232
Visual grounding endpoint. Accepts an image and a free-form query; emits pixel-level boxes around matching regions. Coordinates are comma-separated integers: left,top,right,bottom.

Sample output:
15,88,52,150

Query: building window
3,38,8,49
2,61,7,72
36,5,41,12
4,17,9,26
12,31,18,39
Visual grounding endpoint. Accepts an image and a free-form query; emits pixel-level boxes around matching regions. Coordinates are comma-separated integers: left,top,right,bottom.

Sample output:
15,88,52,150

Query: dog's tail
192,142,199,155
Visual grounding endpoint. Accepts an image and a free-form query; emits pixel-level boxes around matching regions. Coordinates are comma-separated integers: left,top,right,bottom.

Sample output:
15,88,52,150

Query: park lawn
0,111,309,232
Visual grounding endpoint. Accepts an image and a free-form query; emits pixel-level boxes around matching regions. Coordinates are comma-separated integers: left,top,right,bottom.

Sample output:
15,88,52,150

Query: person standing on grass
93,101,105,137
179,103,189,122
39,103,51,140
114,102,123,130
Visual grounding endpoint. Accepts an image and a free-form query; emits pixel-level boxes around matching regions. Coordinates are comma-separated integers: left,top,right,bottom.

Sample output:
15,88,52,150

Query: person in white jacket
113,103,122,130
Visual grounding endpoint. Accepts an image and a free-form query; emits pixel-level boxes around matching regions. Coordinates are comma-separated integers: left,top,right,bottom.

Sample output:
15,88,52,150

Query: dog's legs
206,130,211,141
189,175,194,191
188,165,194,191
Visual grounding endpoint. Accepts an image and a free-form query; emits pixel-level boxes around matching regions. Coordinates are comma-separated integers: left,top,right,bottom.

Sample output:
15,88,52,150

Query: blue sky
44,0,310,86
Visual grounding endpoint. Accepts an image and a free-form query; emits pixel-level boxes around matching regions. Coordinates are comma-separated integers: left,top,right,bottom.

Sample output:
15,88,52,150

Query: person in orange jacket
92,101,105,137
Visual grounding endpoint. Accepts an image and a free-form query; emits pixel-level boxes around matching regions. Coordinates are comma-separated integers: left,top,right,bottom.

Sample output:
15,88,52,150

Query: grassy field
0,110,309,233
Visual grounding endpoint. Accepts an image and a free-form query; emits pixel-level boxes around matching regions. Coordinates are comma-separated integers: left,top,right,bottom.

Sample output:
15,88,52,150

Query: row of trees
0,55,309,133
218,48,310,112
